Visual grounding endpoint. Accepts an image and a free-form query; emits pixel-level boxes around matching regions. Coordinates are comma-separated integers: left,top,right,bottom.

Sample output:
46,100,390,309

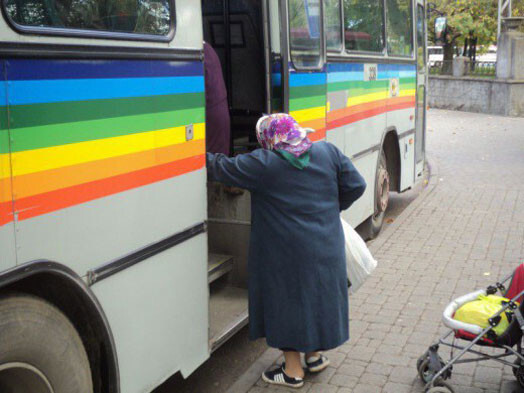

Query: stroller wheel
513,359,524,387
426,380,455,393
418,358,450,384
417,351,429,370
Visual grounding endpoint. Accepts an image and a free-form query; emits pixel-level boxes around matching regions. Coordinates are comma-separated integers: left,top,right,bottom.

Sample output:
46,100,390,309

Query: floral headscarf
255,113,313,158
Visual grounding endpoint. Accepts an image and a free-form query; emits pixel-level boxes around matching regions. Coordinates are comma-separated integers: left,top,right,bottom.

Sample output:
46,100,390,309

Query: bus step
208,253,234,284
209,286,248,352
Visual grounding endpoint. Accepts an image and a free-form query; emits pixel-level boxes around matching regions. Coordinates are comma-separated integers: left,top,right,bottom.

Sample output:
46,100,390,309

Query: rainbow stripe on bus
0,59,206,225
327,63,416,129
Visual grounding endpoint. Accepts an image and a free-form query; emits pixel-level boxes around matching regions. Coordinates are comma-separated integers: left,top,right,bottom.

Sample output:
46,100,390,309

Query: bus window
416,4,426,71
343,0,385,53
288,0,322,69
4,0,172,37
385,0,414,57
325,0,342,52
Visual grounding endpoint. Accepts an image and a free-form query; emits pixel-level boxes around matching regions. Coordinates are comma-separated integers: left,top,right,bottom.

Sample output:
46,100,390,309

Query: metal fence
429,60,453,75
429,60,496,77
467,61,496,77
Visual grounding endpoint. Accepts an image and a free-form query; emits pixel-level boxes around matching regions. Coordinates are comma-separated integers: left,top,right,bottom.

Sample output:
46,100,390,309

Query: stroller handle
442,289,487,334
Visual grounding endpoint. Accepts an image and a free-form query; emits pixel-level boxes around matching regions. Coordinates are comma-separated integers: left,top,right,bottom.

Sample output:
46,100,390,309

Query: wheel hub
0,362,54,393
376,165,390,214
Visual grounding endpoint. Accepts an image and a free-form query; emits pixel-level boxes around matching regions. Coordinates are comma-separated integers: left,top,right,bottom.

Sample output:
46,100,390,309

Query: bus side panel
93,228,208,392
383,63,417,191
6,59,209,392
326,62,388,227
0,60,16,272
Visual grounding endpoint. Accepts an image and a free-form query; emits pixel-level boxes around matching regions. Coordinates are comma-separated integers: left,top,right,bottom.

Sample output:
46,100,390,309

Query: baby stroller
417,263,524,393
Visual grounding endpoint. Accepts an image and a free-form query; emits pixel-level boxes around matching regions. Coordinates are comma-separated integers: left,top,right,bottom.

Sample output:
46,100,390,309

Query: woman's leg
283,351,305,379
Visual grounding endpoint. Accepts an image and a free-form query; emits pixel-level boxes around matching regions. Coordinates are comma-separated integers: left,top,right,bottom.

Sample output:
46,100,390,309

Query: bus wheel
0,294,93,393
361,149,390,240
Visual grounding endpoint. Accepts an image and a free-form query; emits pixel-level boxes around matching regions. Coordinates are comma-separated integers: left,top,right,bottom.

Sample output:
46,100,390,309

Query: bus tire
361,149,390,240
0,294,93,393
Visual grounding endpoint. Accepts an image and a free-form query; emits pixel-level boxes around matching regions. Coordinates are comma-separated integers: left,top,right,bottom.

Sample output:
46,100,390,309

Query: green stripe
0,133,8,155
289,84,325,99
289,95,325,111
347,86,387,97
9,92,205,130
400,77,416,85
9,107,205,153
400,82,416,90
328,79,389,92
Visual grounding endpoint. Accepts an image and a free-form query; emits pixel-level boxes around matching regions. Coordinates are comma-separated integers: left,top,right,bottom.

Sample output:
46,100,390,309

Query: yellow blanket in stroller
454,295,518,336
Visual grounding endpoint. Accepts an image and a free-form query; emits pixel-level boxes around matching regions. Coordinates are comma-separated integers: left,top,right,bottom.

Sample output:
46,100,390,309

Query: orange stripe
300,118,326,130
328,96,414,123
8,139,205,202
327,97,415,130
300,118,326,142
328,99,388,122
15,155,205,221
0,177,12,204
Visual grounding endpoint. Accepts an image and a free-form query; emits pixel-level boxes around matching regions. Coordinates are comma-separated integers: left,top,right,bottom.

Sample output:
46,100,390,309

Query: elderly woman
206,114,366,388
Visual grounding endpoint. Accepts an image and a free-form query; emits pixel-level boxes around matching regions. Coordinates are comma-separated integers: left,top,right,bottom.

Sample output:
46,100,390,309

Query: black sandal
262,366,304,388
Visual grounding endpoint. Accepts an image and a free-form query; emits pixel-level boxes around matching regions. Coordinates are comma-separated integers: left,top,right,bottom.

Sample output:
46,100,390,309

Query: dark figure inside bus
206,113,366,388
204,42,230,155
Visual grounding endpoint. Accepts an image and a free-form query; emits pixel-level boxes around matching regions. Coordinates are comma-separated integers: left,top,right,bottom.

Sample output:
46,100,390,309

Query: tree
429,0,498,65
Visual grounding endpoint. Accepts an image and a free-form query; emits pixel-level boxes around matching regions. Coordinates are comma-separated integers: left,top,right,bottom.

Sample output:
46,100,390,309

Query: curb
227,157,440,393
226,348,281,393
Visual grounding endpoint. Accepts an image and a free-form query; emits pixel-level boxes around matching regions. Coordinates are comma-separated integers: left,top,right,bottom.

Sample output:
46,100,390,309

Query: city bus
0,0,426,392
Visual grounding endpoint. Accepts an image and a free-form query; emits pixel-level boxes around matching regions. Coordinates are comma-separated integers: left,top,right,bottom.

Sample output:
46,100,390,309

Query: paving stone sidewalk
242,110,524,393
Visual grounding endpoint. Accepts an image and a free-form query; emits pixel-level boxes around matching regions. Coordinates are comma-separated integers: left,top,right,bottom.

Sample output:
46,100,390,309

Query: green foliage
429,0,498,49
386,0,413,56
343,0,385,52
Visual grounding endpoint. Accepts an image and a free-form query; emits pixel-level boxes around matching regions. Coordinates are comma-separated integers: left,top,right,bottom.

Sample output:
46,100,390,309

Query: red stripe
327,99,415,130
309,127,326,142
328,106,385,130
0,201,13,226
15,155,205,221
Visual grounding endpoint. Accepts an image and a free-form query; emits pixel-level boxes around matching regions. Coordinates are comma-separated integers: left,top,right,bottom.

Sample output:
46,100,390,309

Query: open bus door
415,0,427,178
267,0,327,142
265,0,290,114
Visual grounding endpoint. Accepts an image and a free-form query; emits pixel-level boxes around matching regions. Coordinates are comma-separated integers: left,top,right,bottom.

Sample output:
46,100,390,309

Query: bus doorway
201,0,280,352
202,0,267,153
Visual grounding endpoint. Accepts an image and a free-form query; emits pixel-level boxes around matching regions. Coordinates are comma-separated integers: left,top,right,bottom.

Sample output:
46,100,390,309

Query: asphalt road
153,162,427,393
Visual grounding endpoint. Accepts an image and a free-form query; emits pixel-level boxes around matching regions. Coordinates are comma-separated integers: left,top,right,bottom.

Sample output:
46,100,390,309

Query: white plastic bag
341,217,377,295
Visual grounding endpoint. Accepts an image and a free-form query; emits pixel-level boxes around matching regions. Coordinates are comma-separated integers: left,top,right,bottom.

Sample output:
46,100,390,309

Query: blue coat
206,142,366,352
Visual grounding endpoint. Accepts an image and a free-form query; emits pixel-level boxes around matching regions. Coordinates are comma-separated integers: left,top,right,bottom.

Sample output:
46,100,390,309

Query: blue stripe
7,76,205,105
378,70,416,79
0,83,5,105
327,71,362,83
399,70,416,78
328,63,363,72
289,73,326,87
6,59,204,80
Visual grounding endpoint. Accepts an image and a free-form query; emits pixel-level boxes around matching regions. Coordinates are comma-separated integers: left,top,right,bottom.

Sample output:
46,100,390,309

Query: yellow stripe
346,91,389,107
0,155,9,180
399,89,416,97
290,106,326,123
3,123,205,179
